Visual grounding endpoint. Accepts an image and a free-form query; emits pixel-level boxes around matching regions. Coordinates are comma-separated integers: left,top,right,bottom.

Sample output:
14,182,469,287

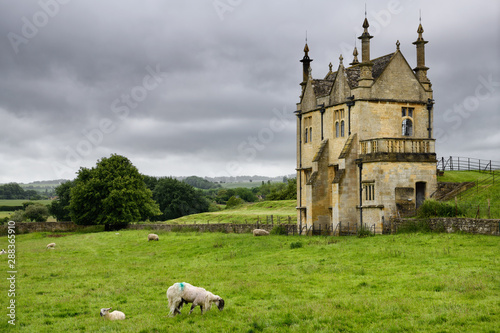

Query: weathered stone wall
0,222,298,235
127,223,297,234
389,218,500,235
0,222,86,234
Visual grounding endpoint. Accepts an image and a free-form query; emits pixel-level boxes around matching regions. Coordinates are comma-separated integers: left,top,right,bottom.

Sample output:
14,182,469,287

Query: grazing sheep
0,249,6,255
148,233,159,241
100,307,125,320
253,229,270,236
46,243,56,249
167,282,224,316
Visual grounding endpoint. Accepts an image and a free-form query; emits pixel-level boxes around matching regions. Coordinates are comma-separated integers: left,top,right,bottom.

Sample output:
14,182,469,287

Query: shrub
416,199,462,218
24,204,49,222
397,219,432,233
10,210,26,222
290,241,303,249
270,224,288,235
357,227,374,238
225,196,244,209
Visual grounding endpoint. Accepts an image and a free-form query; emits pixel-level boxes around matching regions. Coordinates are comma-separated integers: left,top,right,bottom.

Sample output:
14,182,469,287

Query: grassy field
159,200,297,225
437,171,500,218
437,170,496,183
0,200,56,222
0,199,52,206
0,230,498,332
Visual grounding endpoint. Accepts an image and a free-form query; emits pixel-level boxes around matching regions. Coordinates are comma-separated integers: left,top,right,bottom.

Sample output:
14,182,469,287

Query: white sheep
100,307,125,320
46,243,56,249
148,233,159,241
167,282,224,316
0,249,6,255
253,229,270,236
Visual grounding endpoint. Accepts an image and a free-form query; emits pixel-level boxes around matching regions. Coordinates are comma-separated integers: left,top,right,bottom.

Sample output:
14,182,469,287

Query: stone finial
339,54,343,66
304,43,310,55
329,62,332,72
362,17,369,31
416,23,424,41
351,46,359,65
396,40,400,50
308,66,313,79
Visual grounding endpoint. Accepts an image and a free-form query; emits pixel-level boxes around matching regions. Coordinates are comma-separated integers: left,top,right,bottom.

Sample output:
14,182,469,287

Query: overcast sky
0,0,499,183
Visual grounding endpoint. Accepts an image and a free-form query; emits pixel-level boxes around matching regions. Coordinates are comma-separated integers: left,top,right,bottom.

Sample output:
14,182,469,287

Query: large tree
49,180,74,221
152,177,210,221
69,154,160,226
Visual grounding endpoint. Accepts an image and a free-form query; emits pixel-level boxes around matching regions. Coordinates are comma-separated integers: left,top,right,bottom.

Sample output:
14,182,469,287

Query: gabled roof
311,53,395,97
311,79,334,97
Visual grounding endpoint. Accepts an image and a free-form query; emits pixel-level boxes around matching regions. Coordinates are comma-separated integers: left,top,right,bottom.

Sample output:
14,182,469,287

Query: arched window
305,128,308,143
340,120,345,137
335,122,339,138
309,127,312,142
402,119,413,136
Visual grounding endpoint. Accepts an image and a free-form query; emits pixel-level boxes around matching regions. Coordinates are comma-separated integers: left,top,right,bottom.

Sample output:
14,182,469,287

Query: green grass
219,181,263,189
0,231,498,332
0,200,52,206
156,200,297,225
437,170,495,183
437,171,500,218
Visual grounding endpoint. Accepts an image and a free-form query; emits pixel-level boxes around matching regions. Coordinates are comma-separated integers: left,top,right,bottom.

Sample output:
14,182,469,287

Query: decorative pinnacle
304,43,309,54
363,18,369,31
329,62,332,72
339,54,343,65
350,46,359,65
416,23,425,42
396,40,400,50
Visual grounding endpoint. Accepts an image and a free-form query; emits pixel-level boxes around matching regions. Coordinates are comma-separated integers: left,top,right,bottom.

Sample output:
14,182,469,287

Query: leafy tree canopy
0,183,25,199
49,180,74,221
24,203,50,222
183,176,221,189
69,154,161,226
261,178,297,200
152,177,210,221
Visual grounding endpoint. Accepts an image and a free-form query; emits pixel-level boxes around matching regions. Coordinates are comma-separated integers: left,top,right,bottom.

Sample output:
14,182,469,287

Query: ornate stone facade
296,18,437,234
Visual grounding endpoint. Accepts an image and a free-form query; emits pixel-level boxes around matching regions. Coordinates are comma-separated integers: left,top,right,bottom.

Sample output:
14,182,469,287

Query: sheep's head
100,308,111,317
216,297,225,311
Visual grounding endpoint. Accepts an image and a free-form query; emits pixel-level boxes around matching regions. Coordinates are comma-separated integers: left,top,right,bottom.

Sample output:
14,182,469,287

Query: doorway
416,182,426,209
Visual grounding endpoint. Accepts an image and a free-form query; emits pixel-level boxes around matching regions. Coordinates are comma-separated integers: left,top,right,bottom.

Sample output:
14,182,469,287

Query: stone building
295,17,437,234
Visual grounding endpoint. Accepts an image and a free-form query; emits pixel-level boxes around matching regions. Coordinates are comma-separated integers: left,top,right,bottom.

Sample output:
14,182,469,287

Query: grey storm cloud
0,0,499,183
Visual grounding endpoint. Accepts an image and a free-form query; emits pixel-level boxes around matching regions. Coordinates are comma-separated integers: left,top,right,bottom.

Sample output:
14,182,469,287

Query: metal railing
437,156,500,173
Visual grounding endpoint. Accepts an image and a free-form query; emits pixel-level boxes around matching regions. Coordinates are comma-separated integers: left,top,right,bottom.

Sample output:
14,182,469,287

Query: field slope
161,200,297,224
0,230,498,332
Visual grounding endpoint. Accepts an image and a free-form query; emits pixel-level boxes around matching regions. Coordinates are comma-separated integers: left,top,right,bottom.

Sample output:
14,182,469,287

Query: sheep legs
189,304,203,315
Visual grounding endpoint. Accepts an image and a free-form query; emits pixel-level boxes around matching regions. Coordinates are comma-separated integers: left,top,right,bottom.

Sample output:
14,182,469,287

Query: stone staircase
432,182,476,201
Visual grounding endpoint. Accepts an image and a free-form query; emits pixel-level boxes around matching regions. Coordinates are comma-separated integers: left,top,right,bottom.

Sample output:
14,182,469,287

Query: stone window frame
363,181,375,201
304,116,312,144
401,107,414,137
334,109,345,138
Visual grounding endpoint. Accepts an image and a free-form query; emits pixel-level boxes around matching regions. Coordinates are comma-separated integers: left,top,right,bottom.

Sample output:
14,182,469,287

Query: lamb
46,243,56,249
148,233,159,241
0,249,6,255
167,282,224,316
253,229,270,236
100,307,125,320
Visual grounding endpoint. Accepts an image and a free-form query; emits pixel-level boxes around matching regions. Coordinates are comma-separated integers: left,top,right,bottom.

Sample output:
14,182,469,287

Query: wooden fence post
487,199,491,219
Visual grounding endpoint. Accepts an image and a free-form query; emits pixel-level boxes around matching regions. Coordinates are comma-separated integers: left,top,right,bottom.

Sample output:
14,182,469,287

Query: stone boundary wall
0,221,297,235
389,218,500,235
127,223,297,234
0,221,86,234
